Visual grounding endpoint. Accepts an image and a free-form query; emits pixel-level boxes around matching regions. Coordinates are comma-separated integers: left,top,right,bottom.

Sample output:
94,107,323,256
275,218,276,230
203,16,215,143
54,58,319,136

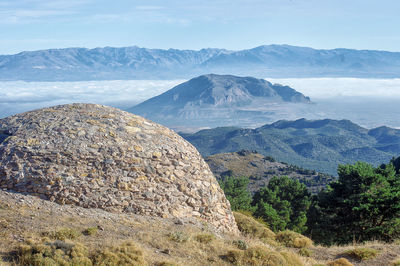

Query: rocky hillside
2,45,400,81
205,150,334,194
181,118,400,176
128,74,311,128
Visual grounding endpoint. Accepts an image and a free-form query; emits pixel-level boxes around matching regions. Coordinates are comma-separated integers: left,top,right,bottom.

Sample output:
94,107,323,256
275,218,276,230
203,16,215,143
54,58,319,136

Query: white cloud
266,78,400,98
0,80,183,118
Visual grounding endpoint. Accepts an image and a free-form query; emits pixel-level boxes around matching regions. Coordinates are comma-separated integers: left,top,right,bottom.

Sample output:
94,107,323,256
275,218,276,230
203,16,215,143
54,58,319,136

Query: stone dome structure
0,103,237,233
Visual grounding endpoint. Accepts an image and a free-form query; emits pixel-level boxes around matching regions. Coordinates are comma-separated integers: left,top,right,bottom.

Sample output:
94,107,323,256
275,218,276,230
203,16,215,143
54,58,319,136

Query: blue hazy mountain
1,45,400,81
128,74,311,127
180,118,400,176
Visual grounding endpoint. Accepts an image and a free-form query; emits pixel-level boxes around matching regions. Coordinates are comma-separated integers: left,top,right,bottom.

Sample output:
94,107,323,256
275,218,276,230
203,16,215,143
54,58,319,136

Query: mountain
180,118,400,176
205,150,334,194
2,44,400,81
128,74,311,128
0,46,227,81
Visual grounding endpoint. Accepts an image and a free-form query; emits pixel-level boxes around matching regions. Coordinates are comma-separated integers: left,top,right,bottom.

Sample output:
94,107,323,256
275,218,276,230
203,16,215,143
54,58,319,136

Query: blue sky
0,0,399,54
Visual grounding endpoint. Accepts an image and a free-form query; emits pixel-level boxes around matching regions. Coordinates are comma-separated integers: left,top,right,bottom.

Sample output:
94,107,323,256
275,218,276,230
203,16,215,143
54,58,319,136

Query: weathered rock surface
0,103,238,234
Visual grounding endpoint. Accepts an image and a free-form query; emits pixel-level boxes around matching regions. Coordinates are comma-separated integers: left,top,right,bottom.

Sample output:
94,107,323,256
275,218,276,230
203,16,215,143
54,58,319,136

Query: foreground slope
181,118,400,175
1,190,399,265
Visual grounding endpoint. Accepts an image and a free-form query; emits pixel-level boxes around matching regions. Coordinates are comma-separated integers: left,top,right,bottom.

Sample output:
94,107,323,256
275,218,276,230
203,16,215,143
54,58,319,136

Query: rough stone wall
0,103,238,234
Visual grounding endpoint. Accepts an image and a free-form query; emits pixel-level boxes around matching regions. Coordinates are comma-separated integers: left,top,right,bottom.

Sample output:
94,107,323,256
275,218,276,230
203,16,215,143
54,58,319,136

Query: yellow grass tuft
327,257,355,266
275,230,313,248
343,247,379,260
194,233,215,244
233,211,276,240
224,245,304,265
93,240,147,266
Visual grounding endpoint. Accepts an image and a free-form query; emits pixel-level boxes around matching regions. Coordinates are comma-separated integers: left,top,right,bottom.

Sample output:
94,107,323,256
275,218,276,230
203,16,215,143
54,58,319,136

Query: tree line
219,157,400,245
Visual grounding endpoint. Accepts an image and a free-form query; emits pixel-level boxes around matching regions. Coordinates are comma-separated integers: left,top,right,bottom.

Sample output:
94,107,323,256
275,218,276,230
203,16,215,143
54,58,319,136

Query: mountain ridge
180,118,400,175
128,74,311,127
2,44,400,81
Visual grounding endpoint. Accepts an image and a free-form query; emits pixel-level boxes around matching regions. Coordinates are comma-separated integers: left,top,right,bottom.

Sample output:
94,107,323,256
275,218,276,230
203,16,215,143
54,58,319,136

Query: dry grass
42,228,81,241
224,245,304,265
327,258,354,266
343,247,379,261
194,233,215,244
82,227,98,236
298,247,313,257
233,212,276,240
15,239,146,266
2,191,400,266
275,230,313,248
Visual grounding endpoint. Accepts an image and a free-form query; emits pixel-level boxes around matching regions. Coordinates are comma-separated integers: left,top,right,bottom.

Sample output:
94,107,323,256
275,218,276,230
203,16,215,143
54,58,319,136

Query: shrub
224,246,304,265
167,231,189,243
392,259,400,266
233,212,275,240
344,247,379,260
93,241,146,265
280,251,304,266
16,240,91,266
327,258,354,266
43,228,81,240
194,233,214,244
309,162,400,245
219,176,253,211
244,246,286,265
252,176,311,233
83,227,98,236
298,247,313,257
232,240,248,250
275,230,312,248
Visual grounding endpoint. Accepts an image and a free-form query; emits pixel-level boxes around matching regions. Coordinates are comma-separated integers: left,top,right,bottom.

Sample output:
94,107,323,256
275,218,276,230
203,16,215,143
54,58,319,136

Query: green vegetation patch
83,227,98,236
343,247,379,261
224,245,303,266
43,228,81,240
167,231,189,243
15,239,147,266
327,258,354,266
233,212,275,240
275,230,312,248
194,233,215,244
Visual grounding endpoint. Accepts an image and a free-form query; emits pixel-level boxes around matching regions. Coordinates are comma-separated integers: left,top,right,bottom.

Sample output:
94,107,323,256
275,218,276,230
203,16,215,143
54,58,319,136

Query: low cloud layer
0,79,182,118
1,78,400,129
267,78,400,98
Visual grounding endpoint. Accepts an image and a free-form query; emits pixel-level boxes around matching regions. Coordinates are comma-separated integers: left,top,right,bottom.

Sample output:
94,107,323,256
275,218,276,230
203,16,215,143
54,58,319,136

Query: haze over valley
2,76,400,131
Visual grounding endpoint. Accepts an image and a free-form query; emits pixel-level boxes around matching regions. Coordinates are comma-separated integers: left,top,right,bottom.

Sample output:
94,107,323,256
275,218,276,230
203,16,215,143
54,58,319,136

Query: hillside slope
181,119,400,175
1,190,399,265
205,150,334,194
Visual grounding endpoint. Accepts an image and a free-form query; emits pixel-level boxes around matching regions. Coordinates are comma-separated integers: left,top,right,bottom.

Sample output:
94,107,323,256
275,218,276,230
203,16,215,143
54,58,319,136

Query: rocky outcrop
0,103,238,234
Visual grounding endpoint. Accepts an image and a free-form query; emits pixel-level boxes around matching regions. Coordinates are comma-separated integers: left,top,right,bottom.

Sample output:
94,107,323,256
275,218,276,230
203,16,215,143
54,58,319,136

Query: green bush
194,233,214,244
275,230,312,248
344,247,379,260
83,227,98,236
308,162,400,245
167,232,189,243
253,176,311,233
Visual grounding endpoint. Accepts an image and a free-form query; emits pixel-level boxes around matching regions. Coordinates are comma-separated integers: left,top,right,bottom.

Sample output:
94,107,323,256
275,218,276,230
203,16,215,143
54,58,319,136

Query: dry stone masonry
0,103,238,234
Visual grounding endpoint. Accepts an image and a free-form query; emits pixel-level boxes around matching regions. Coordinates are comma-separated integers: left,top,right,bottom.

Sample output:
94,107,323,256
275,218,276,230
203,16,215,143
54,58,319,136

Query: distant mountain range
128,74,310,128
205,150,334,194
180,118,400,176
2,44,400,81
